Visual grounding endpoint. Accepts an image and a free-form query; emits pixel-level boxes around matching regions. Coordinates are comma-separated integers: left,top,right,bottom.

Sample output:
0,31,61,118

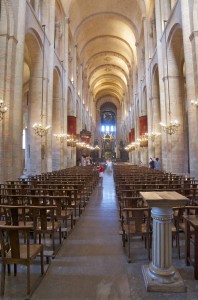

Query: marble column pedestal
140,191,188,293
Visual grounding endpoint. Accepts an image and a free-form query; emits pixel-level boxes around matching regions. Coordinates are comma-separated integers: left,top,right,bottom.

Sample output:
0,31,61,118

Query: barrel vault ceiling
61,0,149,108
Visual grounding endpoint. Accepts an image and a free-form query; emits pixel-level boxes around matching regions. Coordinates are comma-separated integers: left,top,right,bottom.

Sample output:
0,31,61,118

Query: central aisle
31,170,194,300
32,170,132,299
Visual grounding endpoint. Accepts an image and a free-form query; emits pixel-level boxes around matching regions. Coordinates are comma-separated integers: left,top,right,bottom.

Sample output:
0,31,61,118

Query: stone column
155,0,167,171
143,206,186,292
73,44,77,116
12,0,26,179
150,207,173,279
45,0,55,173
141,191,188,292
181,0,198,178
63,17,70,168
28,74,49,175
79,64,83,131
0,0,27,181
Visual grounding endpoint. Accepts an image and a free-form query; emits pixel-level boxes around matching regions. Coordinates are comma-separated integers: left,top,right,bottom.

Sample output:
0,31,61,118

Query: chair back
0,225,32,260
124,207,151,234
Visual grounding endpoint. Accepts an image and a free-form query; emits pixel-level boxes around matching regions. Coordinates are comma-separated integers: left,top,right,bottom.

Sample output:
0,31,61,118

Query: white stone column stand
142,206,187,292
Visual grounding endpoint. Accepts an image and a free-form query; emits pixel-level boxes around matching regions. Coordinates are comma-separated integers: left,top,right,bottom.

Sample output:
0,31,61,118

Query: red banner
67,116,76,136
131,128,135,142
129,132,131,143
139,116,147,136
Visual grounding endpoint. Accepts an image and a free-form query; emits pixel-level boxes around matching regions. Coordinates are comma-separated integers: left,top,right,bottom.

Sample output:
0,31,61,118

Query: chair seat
0,224,44,296
6,244,43,261
123,223,148,234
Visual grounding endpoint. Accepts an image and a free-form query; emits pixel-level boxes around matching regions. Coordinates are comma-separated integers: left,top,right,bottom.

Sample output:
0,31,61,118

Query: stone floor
2,170,198,299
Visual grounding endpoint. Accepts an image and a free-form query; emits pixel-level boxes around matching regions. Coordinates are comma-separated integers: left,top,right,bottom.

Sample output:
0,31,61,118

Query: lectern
140,191,188,292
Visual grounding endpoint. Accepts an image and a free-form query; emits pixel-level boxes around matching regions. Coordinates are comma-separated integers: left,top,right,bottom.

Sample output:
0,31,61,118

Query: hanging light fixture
67,134,78,147
191,99,198,107
53,60,68,143
160,21,180,135
0,99,8,121
147,131,161,142
54,133,69,143
137,133,148,147
32,25,51,137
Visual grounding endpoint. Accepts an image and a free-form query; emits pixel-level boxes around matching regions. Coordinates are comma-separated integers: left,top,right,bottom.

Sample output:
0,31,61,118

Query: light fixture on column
191,99,198,106
0,99,8,121
125,143,135,152
147,131,161,142
53,61,68,143
54,133,68,143
137,133,148,147
32,25,51,137
67,134,77,147
160,21,180,135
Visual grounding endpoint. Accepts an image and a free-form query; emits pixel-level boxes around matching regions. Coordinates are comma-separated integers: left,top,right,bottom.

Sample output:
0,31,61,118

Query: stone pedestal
140,191,188,293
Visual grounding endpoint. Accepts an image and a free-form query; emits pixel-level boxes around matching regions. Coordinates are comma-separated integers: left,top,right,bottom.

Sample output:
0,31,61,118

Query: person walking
99,165,104,178
106,159,113,172
149,158,155,169
155,157,161,170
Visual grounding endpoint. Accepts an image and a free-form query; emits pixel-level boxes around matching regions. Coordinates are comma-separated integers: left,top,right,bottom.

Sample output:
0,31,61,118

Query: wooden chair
53,196,74,238
177,206,198,234
122,207,152,262
172,207,183,258
31,205,62,256
173,205,198,258
120,196,143,220
0,204,33,227
0,224,44,297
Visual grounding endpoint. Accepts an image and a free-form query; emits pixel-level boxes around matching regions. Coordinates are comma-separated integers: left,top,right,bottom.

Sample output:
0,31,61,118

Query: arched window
100,111,116,133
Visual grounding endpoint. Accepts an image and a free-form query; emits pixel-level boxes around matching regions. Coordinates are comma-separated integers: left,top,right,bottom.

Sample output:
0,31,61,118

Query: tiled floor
2,170,198,299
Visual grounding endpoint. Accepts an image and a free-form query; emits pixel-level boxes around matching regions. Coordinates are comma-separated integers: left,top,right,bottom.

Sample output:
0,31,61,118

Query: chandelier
125,142,139,152
0,99,8,121
67,134,77,147
32,123,51,137
160,120,180,135
54,133,68,143
32,25,51,137
125,143,135,151
191,99,198,106
147,131,161,142
76,141,97,151
160,21,180,135
137,133,148,147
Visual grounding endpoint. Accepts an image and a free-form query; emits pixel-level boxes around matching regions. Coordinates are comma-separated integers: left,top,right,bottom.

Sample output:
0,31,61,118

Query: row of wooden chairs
0,166,99,297
114,164,198,266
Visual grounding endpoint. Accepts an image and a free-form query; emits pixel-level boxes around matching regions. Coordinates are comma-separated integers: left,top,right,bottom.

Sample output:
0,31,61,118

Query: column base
142,265,187,293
